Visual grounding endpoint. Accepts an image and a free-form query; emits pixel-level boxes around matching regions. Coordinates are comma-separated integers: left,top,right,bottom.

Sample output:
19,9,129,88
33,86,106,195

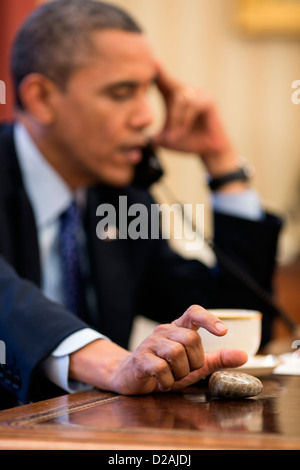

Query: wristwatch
208,164,253,191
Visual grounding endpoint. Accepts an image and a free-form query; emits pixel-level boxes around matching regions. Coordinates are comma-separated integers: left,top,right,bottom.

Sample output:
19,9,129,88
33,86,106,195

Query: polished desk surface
0,374,299,450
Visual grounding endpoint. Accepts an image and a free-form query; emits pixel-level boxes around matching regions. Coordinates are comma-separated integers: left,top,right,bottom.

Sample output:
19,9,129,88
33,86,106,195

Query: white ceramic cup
199,309,262,357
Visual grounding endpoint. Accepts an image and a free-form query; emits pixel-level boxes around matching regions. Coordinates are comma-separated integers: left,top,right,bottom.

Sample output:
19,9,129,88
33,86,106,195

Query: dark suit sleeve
0,256,89,405
133,190,283,347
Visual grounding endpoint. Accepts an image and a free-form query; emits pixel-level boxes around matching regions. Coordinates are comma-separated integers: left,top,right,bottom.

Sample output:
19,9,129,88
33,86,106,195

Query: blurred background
0,0,299,344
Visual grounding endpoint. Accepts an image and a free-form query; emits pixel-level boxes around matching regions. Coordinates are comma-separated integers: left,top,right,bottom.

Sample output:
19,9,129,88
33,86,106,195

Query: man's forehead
92,29,156,63
88,29,157,83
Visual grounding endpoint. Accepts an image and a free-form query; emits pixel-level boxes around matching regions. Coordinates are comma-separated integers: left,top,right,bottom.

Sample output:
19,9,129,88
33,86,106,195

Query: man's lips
119,144,145,163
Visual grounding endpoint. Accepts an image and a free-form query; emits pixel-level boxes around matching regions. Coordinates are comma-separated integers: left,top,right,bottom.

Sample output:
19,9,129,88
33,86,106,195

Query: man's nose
129,97,154,130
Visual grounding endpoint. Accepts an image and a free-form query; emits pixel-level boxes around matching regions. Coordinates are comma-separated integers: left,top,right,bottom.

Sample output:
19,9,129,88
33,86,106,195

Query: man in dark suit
0,0,282,408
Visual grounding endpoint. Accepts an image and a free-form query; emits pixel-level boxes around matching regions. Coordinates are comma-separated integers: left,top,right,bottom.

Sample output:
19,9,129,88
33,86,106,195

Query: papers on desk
274,351,300,376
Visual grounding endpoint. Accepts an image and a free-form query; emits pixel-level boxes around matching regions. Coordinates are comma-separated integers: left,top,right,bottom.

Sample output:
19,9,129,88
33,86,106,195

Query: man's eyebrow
103,75,158,92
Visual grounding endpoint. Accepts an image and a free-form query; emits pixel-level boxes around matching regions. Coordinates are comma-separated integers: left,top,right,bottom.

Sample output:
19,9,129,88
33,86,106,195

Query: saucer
235,355,280,377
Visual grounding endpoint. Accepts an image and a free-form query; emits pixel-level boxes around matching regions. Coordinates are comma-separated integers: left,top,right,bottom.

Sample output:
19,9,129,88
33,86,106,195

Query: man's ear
18,73,59,124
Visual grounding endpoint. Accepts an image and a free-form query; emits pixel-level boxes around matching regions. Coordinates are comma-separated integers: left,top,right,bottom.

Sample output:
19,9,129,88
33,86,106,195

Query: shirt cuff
40,328,109,393
212,189,264,221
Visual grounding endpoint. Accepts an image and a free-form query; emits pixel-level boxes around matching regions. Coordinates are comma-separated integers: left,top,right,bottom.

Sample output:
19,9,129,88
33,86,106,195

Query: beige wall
108,0,300,264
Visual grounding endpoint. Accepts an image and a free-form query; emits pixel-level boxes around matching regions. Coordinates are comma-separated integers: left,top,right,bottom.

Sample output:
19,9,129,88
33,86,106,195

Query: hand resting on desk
69,305,248,395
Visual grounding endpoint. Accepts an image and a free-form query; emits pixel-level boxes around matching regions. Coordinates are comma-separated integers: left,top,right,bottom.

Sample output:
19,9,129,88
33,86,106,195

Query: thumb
202,349,248,377
173,305,228,336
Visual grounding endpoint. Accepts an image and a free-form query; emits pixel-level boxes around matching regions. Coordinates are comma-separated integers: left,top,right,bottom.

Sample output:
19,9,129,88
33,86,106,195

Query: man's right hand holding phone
153,64,249,194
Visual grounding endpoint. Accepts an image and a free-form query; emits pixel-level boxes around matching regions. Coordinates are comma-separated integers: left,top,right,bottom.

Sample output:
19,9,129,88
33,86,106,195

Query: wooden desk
0,375,299,450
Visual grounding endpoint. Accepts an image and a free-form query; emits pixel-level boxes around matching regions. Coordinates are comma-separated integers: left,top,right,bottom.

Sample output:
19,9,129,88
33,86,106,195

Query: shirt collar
14,123,74,228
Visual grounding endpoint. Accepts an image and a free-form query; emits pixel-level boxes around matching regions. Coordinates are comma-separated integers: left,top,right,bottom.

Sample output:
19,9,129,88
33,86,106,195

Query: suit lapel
0,124,41,286
13,190,41,285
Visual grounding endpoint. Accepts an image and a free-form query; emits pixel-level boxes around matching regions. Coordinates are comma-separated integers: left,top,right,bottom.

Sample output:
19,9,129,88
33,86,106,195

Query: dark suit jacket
0,123,282,408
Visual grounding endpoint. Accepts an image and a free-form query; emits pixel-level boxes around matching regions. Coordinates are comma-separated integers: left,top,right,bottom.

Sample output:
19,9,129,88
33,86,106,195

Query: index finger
155,62,181,98
173,305,228,336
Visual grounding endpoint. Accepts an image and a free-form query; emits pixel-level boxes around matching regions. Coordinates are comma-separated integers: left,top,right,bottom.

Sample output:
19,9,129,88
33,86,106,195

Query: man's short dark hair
11,0,142,109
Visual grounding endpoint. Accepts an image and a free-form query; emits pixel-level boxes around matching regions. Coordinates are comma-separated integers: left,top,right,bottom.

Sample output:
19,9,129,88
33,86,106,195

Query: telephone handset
132,143,164,189
133,146,297,335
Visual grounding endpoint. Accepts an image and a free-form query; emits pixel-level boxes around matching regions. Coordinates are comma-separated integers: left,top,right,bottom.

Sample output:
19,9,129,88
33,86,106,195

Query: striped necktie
59,201,86,318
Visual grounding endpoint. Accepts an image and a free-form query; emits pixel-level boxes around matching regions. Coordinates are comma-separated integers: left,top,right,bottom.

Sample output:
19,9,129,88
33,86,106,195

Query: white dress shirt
14,123,263,393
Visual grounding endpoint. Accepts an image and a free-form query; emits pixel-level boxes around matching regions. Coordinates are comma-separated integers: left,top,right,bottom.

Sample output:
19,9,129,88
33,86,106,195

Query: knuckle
170,343,185,361
186,305,215,327
155,359,170,377
132,352,146,373
185,330,200,347
154,324,170,335
186,304,204,316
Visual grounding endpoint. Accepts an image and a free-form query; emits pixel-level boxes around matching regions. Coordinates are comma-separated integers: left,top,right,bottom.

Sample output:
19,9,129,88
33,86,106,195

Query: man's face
49,30,157,188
